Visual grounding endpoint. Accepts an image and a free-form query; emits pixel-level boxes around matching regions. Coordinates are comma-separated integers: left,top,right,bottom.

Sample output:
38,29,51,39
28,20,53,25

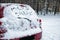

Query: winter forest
0,0,60,15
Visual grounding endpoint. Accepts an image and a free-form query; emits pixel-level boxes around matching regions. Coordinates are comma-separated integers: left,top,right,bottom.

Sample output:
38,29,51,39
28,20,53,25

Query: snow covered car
0,3,42,40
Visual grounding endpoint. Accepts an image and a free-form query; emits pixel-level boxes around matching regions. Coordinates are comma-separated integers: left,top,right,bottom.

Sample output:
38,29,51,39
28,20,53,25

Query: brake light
0,21,7,38
0,7,4,18
37,19,41,23
0,21,2,26
0,21,7,33
37,19,42,29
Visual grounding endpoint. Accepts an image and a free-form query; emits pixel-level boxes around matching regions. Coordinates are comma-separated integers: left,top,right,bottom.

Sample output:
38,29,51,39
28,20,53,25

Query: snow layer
1,27,41,39
38,15,60,40
0,4,41,39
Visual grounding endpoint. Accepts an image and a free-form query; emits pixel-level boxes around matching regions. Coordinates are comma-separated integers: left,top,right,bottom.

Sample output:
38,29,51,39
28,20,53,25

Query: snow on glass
0,4,41,39
3,4,39,31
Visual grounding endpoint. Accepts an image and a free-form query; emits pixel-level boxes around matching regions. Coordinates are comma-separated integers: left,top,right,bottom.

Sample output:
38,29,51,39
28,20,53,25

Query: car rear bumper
0,32,42,40
0,27,42,40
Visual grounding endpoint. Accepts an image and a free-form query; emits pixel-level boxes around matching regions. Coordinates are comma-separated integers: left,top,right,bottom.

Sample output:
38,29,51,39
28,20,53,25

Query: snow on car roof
3,3,38,20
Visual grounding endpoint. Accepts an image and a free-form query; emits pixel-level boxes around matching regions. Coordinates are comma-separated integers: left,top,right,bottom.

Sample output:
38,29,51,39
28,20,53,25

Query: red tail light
0,21,7,38
0,7,4,18
0,21,2,26
37,19,41,23
37,19,42,29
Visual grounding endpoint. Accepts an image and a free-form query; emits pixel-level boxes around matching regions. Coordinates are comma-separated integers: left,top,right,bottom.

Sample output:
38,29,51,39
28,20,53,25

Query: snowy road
38,15,60,40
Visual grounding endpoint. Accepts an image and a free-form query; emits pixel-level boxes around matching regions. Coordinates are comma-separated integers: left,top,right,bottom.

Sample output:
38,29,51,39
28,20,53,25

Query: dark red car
0,3,42,40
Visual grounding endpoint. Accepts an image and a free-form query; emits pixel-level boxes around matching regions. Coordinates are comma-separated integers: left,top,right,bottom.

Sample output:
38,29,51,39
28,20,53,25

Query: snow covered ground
38,15,60,40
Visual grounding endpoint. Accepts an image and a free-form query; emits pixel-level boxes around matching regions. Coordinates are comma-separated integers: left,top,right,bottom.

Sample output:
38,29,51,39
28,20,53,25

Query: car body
0,3,42,40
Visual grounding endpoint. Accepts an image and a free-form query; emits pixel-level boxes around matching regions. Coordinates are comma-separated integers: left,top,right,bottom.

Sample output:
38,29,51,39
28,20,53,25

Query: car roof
2,3,38,19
